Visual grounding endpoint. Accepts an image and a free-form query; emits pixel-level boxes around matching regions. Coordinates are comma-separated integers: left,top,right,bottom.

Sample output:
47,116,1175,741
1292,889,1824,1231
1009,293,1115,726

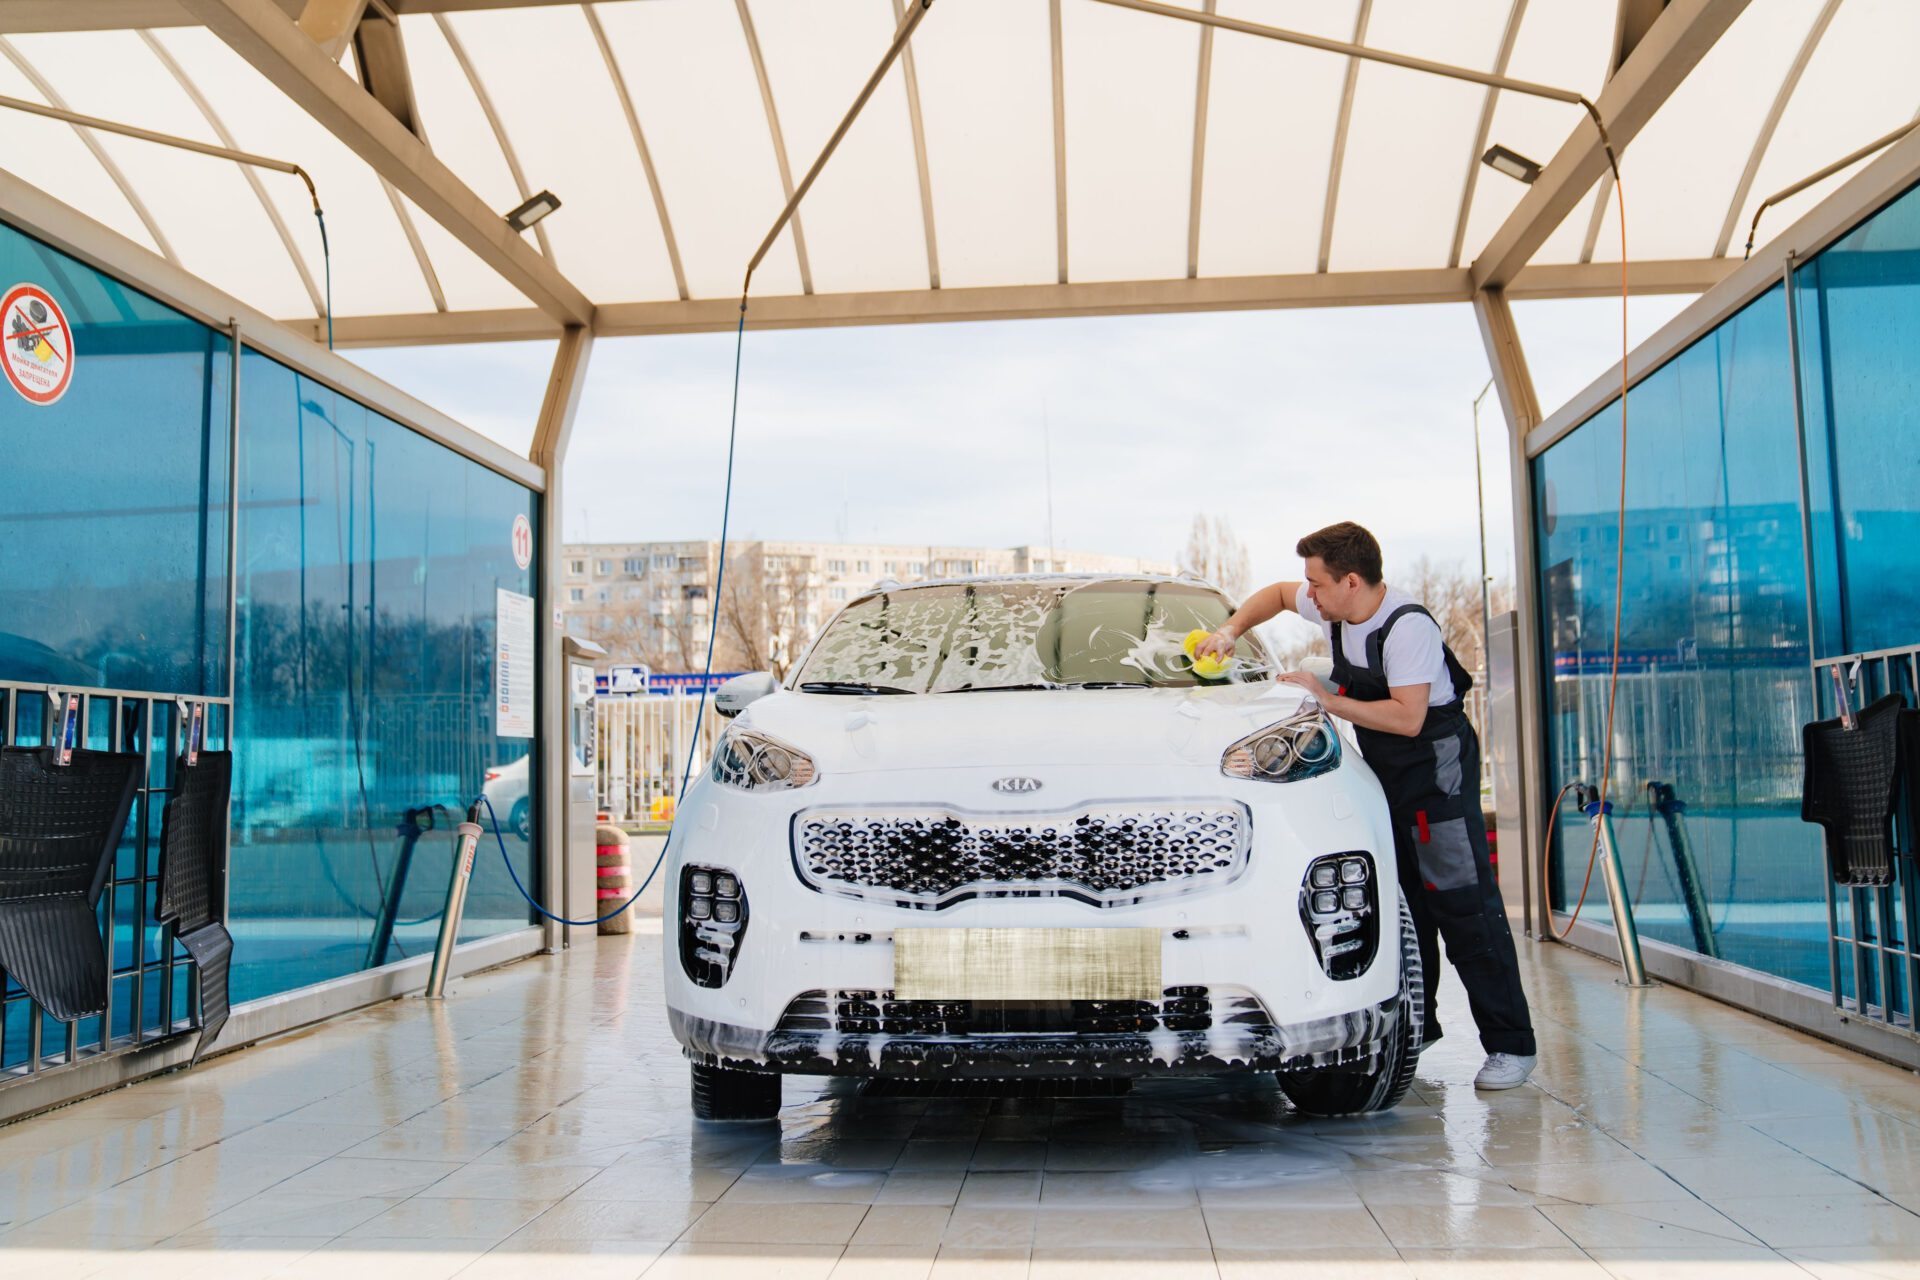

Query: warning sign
511,512,534,570
2,284,74,406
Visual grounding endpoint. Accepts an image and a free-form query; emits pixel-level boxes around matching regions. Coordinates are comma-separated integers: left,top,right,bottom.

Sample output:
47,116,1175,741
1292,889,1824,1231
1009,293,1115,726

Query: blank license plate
893,928,1162,1001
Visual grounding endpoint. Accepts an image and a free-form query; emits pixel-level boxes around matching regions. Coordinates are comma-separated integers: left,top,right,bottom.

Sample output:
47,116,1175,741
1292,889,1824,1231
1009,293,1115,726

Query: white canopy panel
2,0,1915,337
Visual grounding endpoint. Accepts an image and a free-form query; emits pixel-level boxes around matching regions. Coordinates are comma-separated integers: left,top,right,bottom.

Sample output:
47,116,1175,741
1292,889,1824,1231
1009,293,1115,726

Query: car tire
1277,890,1425,1117
690,1061,781,1121
509,799,532,842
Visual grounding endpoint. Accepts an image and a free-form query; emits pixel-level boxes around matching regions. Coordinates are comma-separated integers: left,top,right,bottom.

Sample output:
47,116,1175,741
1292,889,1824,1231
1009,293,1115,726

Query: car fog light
1310,864,1338,889
1339,858,1368,884
715,874,740,898
689,897,712,920
689,871,713,896
713,899,740,923
1342,886,1367,910
1311,889,1338,915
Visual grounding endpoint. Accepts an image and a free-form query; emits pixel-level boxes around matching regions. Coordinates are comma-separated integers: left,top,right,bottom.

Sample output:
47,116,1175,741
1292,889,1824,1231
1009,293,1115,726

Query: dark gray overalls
1330,604,1536,1057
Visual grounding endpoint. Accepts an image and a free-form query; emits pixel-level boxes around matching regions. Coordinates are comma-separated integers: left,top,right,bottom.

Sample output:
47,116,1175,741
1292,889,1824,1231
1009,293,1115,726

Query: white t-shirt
1294,584,1453,707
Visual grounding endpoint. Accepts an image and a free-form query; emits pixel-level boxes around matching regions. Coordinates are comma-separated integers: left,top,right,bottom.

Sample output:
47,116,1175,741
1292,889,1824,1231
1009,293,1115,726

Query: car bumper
670,991,1402,1078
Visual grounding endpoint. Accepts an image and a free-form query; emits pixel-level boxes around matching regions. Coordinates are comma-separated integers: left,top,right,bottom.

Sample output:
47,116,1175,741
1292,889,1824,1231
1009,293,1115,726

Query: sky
350,292,1692,609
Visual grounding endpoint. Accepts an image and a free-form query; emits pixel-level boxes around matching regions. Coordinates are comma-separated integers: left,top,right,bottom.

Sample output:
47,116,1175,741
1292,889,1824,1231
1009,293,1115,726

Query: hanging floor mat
0,747,140,1021
1802,693,1906,887
158,751,234,1063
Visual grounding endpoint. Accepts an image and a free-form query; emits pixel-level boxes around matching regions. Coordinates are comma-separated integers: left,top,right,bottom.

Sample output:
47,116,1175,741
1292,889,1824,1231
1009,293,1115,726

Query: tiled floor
3,919,1919,1279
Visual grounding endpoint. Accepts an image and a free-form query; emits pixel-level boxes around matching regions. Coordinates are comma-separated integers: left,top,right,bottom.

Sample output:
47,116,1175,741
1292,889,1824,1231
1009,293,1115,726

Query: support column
531,325,595,951
1471,287,1549,939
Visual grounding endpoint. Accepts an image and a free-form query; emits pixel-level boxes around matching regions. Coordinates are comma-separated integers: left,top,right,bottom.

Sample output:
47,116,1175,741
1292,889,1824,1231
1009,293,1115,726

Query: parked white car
664,574,1421,1120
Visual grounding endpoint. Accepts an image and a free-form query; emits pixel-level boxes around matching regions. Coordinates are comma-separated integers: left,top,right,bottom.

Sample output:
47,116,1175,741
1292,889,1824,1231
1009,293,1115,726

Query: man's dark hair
1296,521,1383,585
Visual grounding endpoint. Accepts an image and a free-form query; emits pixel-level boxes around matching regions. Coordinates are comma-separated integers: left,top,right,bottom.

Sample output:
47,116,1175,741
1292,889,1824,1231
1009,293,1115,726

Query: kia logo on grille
992,776,1043,794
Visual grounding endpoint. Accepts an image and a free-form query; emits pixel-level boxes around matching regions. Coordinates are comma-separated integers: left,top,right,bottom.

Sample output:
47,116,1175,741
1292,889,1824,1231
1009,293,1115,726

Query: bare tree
589,562,734,675
1393,556,1512,674
719,548,818,680
1177,514,1252,602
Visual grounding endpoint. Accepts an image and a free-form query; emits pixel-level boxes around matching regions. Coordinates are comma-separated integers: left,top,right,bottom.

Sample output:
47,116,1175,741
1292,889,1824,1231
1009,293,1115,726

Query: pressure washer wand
425,808,485,999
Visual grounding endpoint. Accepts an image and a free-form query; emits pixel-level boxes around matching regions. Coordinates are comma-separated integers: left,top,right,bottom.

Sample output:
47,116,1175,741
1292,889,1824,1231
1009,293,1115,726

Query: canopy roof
3,0,1916,346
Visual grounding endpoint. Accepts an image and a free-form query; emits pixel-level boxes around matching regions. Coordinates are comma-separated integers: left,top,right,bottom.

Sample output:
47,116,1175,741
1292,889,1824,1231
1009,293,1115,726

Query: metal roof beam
0,0,616,30
0,36,181,267
1049,0,1067,284
735,0,813,295
1448,0,1526,269
178,0,594,326
1471,0,1749,291
1183,0,1214,279
891,0,940,290
134,28,323,311
585,2,688,301
287,258,1730,347
1713,0,1841,259
433,12,556,264
1315,0,1371,274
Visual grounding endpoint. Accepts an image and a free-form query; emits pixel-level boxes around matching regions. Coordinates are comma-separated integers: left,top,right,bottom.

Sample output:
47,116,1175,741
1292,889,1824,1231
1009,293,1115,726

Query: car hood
732,682,1323,772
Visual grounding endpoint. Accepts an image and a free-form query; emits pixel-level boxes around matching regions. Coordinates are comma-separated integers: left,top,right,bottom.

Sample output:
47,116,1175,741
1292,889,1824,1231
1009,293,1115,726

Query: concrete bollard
596,820,633,936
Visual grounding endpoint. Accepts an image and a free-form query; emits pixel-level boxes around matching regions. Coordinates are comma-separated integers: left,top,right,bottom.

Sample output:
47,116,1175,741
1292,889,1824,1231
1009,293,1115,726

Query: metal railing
1812,644,1920,1042
596,692,725,822
0,680,226,1084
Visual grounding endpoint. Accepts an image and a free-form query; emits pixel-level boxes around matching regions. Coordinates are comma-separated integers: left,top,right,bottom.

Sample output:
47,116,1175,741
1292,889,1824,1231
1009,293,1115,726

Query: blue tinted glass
0,219,230,695
1796,179,1920,657
1533,284,1829,988
228,349,537,1003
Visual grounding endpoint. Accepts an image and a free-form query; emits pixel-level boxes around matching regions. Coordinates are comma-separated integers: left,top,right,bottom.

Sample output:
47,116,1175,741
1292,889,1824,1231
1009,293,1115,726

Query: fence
597,692,725,822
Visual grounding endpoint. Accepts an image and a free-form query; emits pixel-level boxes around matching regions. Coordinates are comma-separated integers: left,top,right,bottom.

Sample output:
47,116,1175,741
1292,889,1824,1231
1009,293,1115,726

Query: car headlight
711,726,818,791
1221,709,1341,783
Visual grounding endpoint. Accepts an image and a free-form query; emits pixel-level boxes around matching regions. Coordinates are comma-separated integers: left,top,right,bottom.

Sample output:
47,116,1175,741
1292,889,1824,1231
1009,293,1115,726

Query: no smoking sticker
511,512,534,570
2,283,75,406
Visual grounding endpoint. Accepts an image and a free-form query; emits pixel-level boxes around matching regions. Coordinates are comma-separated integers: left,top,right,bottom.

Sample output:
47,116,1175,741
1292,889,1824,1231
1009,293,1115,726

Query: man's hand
1275,670,1327,699
1195,627,1238,661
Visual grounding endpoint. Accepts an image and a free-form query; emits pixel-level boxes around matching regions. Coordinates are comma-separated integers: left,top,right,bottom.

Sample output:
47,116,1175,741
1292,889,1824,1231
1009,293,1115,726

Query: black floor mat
0,747,140,1021
1803,694,1905,886
158,752,234,1063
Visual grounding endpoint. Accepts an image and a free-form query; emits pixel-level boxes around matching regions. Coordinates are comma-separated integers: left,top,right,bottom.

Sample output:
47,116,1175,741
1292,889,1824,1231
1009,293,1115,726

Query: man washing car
1197,521,1537,1090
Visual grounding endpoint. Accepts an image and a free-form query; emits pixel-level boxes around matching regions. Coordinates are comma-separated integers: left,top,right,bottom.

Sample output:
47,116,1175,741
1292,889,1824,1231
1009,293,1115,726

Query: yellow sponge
1184,629,1232,680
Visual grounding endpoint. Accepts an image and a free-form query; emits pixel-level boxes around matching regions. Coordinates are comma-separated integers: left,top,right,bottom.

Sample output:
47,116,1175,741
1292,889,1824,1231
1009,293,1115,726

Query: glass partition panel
229,348,536,1004
0,218,229,696
1533,284,1829,988
1795,178,1920,658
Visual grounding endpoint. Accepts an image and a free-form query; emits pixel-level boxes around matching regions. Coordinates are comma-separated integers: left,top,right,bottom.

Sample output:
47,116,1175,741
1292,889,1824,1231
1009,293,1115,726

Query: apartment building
561,539,1176,675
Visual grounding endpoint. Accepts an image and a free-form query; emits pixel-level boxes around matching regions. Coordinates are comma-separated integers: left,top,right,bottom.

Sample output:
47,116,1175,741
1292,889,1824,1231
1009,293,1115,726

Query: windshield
794,579,1274,693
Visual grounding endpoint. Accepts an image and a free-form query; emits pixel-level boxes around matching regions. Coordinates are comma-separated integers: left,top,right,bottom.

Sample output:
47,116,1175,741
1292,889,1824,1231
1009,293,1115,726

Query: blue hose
485,304,750,927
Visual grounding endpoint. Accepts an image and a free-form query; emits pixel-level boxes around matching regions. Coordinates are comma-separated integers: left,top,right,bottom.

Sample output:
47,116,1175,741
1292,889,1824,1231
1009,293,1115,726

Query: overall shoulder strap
1370,603,1474,699
1365,604,1429,673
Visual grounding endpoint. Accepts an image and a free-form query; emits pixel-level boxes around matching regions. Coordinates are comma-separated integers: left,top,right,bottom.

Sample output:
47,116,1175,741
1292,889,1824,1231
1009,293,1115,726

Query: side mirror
714,671,779,719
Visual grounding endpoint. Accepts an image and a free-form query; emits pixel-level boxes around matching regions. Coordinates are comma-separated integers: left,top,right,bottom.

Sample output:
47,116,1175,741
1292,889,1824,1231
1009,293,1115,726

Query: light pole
1471,377,1495,674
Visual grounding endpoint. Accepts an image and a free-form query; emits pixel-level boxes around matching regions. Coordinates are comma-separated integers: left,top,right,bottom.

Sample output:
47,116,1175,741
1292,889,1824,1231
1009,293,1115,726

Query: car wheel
1278,890,1424,1117
509,799,532,842
690,1061,781,1121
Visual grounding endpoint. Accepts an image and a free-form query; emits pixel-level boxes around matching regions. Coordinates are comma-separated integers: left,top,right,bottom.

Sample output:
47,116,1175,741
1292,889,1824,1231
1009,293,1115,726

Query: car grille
792,802,1251,909
776,986,1275,1037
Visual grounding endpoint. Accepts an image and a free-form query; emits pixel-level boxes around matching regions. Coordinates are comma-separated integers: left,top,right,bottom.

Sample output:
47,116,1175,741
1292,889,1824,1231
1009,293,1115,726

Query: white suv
663,575,1421,1120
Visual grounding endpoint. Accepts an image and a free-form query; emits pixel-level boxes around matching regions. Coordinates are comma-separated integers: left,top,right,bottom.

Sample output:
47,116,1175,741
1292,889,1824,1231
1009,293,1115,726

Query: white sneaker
1474,1053,1537,1090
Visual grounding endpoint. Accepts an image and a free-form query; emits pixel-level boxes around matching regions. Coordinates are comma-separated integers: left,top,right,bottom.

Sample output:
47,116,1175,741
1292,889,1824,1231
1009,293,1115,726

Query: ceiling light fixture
1481,144,1543,185
505,190,561,233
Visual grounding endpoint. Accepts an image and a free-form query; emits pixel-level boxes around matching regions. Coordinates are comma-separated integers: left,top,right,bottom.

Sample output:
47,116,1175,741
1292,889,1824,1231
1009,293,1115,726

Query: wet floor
2,919,1918,1279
